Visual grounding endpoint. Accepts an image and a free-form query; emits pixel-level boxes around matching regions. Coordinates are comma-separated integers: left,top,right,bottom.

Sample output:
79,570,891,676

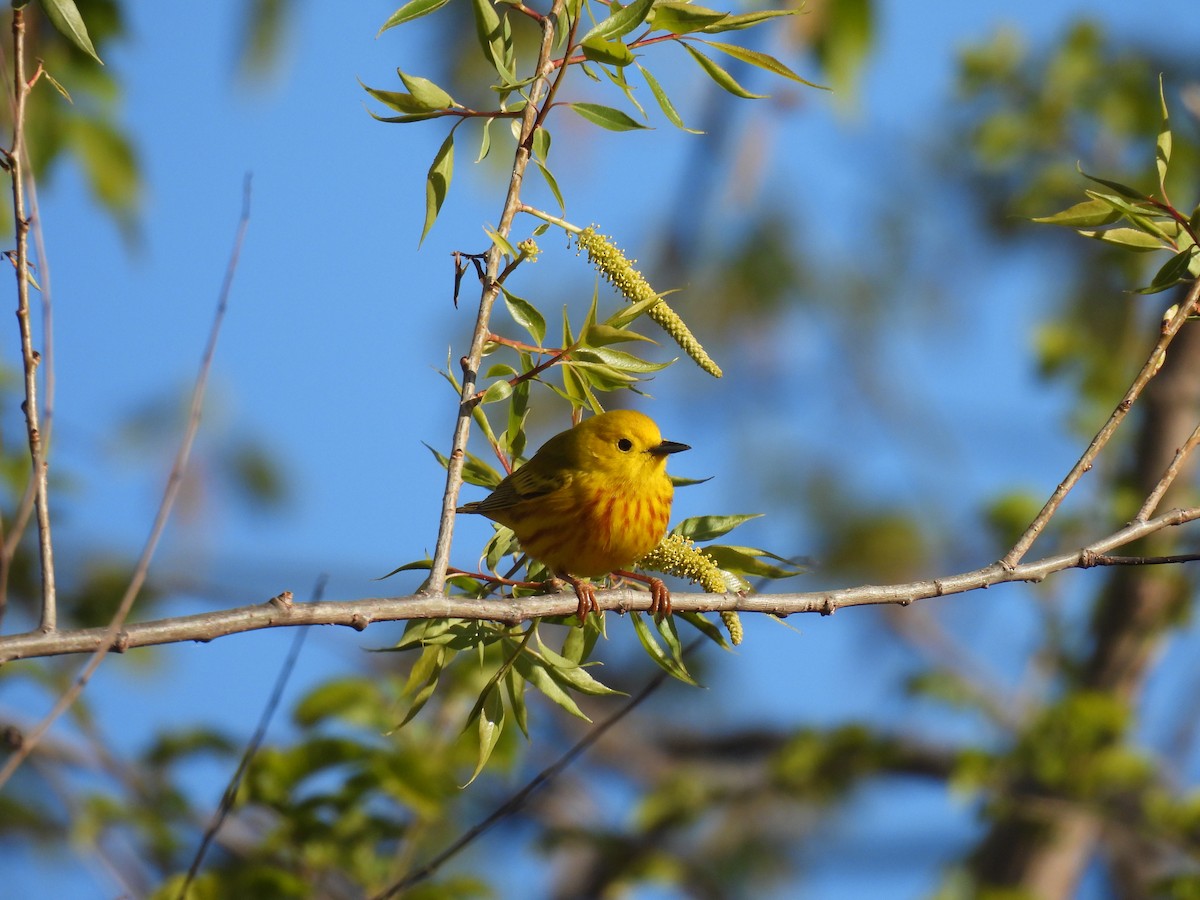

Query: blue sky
6,0,1200,896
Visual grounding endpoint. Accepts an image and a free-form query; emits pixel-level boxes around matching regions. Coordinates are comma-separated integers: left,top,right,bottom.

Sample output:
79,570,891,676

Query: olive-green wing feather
458,462,573,517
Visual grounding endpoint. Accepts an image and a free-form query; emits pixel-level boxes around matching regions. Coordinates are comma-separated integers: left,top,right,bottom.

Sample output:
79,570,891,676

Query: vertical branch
425,0,568,594
6,7,56,632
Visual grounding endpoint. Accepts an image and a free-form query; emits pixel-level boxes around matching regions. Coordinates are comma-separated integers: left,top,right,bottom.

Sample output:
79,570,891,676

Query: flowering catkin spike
576,226,723,378
638,533,743,645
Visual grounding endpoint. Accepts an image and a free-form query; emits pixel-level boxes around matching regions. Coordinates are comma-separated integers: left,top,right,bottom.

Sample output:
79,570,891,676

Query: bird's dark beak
652,440,690,456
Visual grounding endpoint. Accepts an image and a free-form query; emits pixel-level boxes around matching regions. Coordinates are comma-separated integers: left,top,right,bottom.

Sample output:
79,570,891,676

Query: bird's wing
461,463,573,515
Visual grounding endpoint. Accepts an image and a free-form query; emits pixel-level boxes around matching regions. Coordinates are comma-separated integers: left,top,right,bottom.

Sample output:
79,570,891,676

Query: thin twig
7,7,56,632
3,506,1199,664
426,0,570,596
0,176,252,790
1003,278,1200,567
371,642,693,898
177,576,323,899
1137,418,1200,521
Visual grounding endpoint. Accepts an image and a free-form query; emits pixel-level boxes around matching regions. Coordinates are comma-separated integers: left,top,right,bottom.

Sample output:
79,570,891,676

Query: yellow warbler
457,410,689,620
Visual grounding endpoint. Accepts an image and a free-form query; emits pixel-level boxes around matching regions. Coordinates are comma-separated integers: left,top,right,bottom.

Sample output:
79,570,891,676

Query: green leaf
582,36,635,67
1076,227,1165,251
361,81,438,115
505,666,530,738
700,8,802,33
42,0,103,64
1135,247,1199,295
673,513,762,542
531,643,623,697
638,63,700,133
514,653,590,720
698,39,823,88
377,557,433,579
580,0,656,42
471,0,515,81
481,380,513,404
421,130,455,245
484,225,520,260
561,615,603,664
681,42,767,99
465,685,505,785
631,612,698,685
500,286,547,345
605,293,667,328
583,322,657,346
398,69,456,109
293,677,380,727
1032,198,1122,228
648,2,729,35
531,125,551,161
477,116,494,162
1156,75,1171,195
378,0,453,35
573,346,672,373
569,102,650,132
1077,165,1146,201
705,544,803,580
534,159,566,213
678,611,730,649
393,645,446,729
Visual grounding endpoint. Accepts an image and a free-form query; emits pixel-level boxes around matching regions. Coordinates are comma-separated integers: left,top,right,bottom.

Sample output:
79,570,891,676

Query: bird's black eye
617,438,634,452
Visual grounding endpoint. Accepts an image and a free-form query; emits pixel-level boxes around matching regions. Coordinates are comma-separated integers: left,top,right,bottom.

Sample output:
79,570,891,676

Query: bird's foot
613,570,672,620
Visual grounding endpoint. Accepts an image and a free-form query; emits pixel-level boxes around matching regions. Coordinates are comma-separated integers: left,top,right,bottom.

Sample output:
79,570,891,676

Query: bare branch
2,507,1197,665
1003,278,1200,567
0,177,251,790
6,7,57,632
426,0,569,595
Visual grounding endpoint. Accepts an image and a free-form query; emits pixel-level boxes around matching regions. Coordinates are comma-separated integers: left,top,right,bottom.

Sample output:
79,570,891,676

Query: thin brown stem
426,0,569,595
7,8,56,632
1002,278,1200,567
0,176,251,790
1137,417,1200,521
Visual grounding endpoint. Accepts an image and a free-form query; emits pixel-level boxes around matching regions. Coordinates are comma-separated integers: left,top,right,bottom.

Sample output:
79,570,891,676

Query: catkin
576,226,723,378
638,533,743,645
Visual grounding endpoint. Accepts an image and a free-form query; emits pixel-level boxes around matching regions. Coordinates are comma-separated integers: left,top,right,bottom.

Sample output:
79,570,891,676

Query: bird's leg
612,570,672,619
551,574,600,623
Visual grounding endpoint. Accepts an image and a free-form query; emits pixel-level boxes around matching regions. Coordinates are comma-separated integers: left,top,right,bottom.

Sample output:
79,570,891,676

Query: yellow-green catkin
576,226,722,378
638,533,743,645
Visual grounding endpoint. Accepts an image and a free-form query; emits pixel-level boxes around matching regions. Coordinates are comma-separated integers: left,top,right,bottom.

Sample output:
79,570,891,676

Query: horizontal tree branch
2,507,1197,664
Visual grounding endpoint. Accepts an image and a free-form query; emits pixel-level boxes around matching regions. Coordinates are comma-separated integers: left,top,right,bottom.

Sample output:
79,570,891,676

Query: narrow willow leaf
465,686,505,785
1135,247,1199,295
361,81,432,114
700,8,801,33
477,117,494,162
483,225,519,260
505,666,530,738
514,654,591,720
531,125,551,161
704,544,803,579
638,63,700,133
481,380,513,404
471,0,514,80
398,69,456,109
1077,165,1146,201
580,0,655,43
378,0,453,35
561,615,602,664
392,645,446,729
1076,227,1165,251
678,610,731,650
672,513,762,541
681,42,767,99
655,614,694,681
534,159,566,213
649,1,729,35
1156,75,1171,195
367,109,443,124
569,102,650,131
603,65,646,118
583,323,657,346
421,131,455,245
1031,198,1122,228
501,286,547,345
43,0,103,64
574,346,672,373
41,69,73,102
605,293,666,328
631,612,698,685
377,558,433,579
532,641,624,696
699,39,822,88
582,36,635,67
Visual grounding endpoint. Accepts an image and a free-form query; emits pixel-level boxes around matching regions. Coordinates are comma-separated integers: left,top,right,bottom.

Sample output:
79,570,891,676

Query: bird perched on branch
457,409,689,621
